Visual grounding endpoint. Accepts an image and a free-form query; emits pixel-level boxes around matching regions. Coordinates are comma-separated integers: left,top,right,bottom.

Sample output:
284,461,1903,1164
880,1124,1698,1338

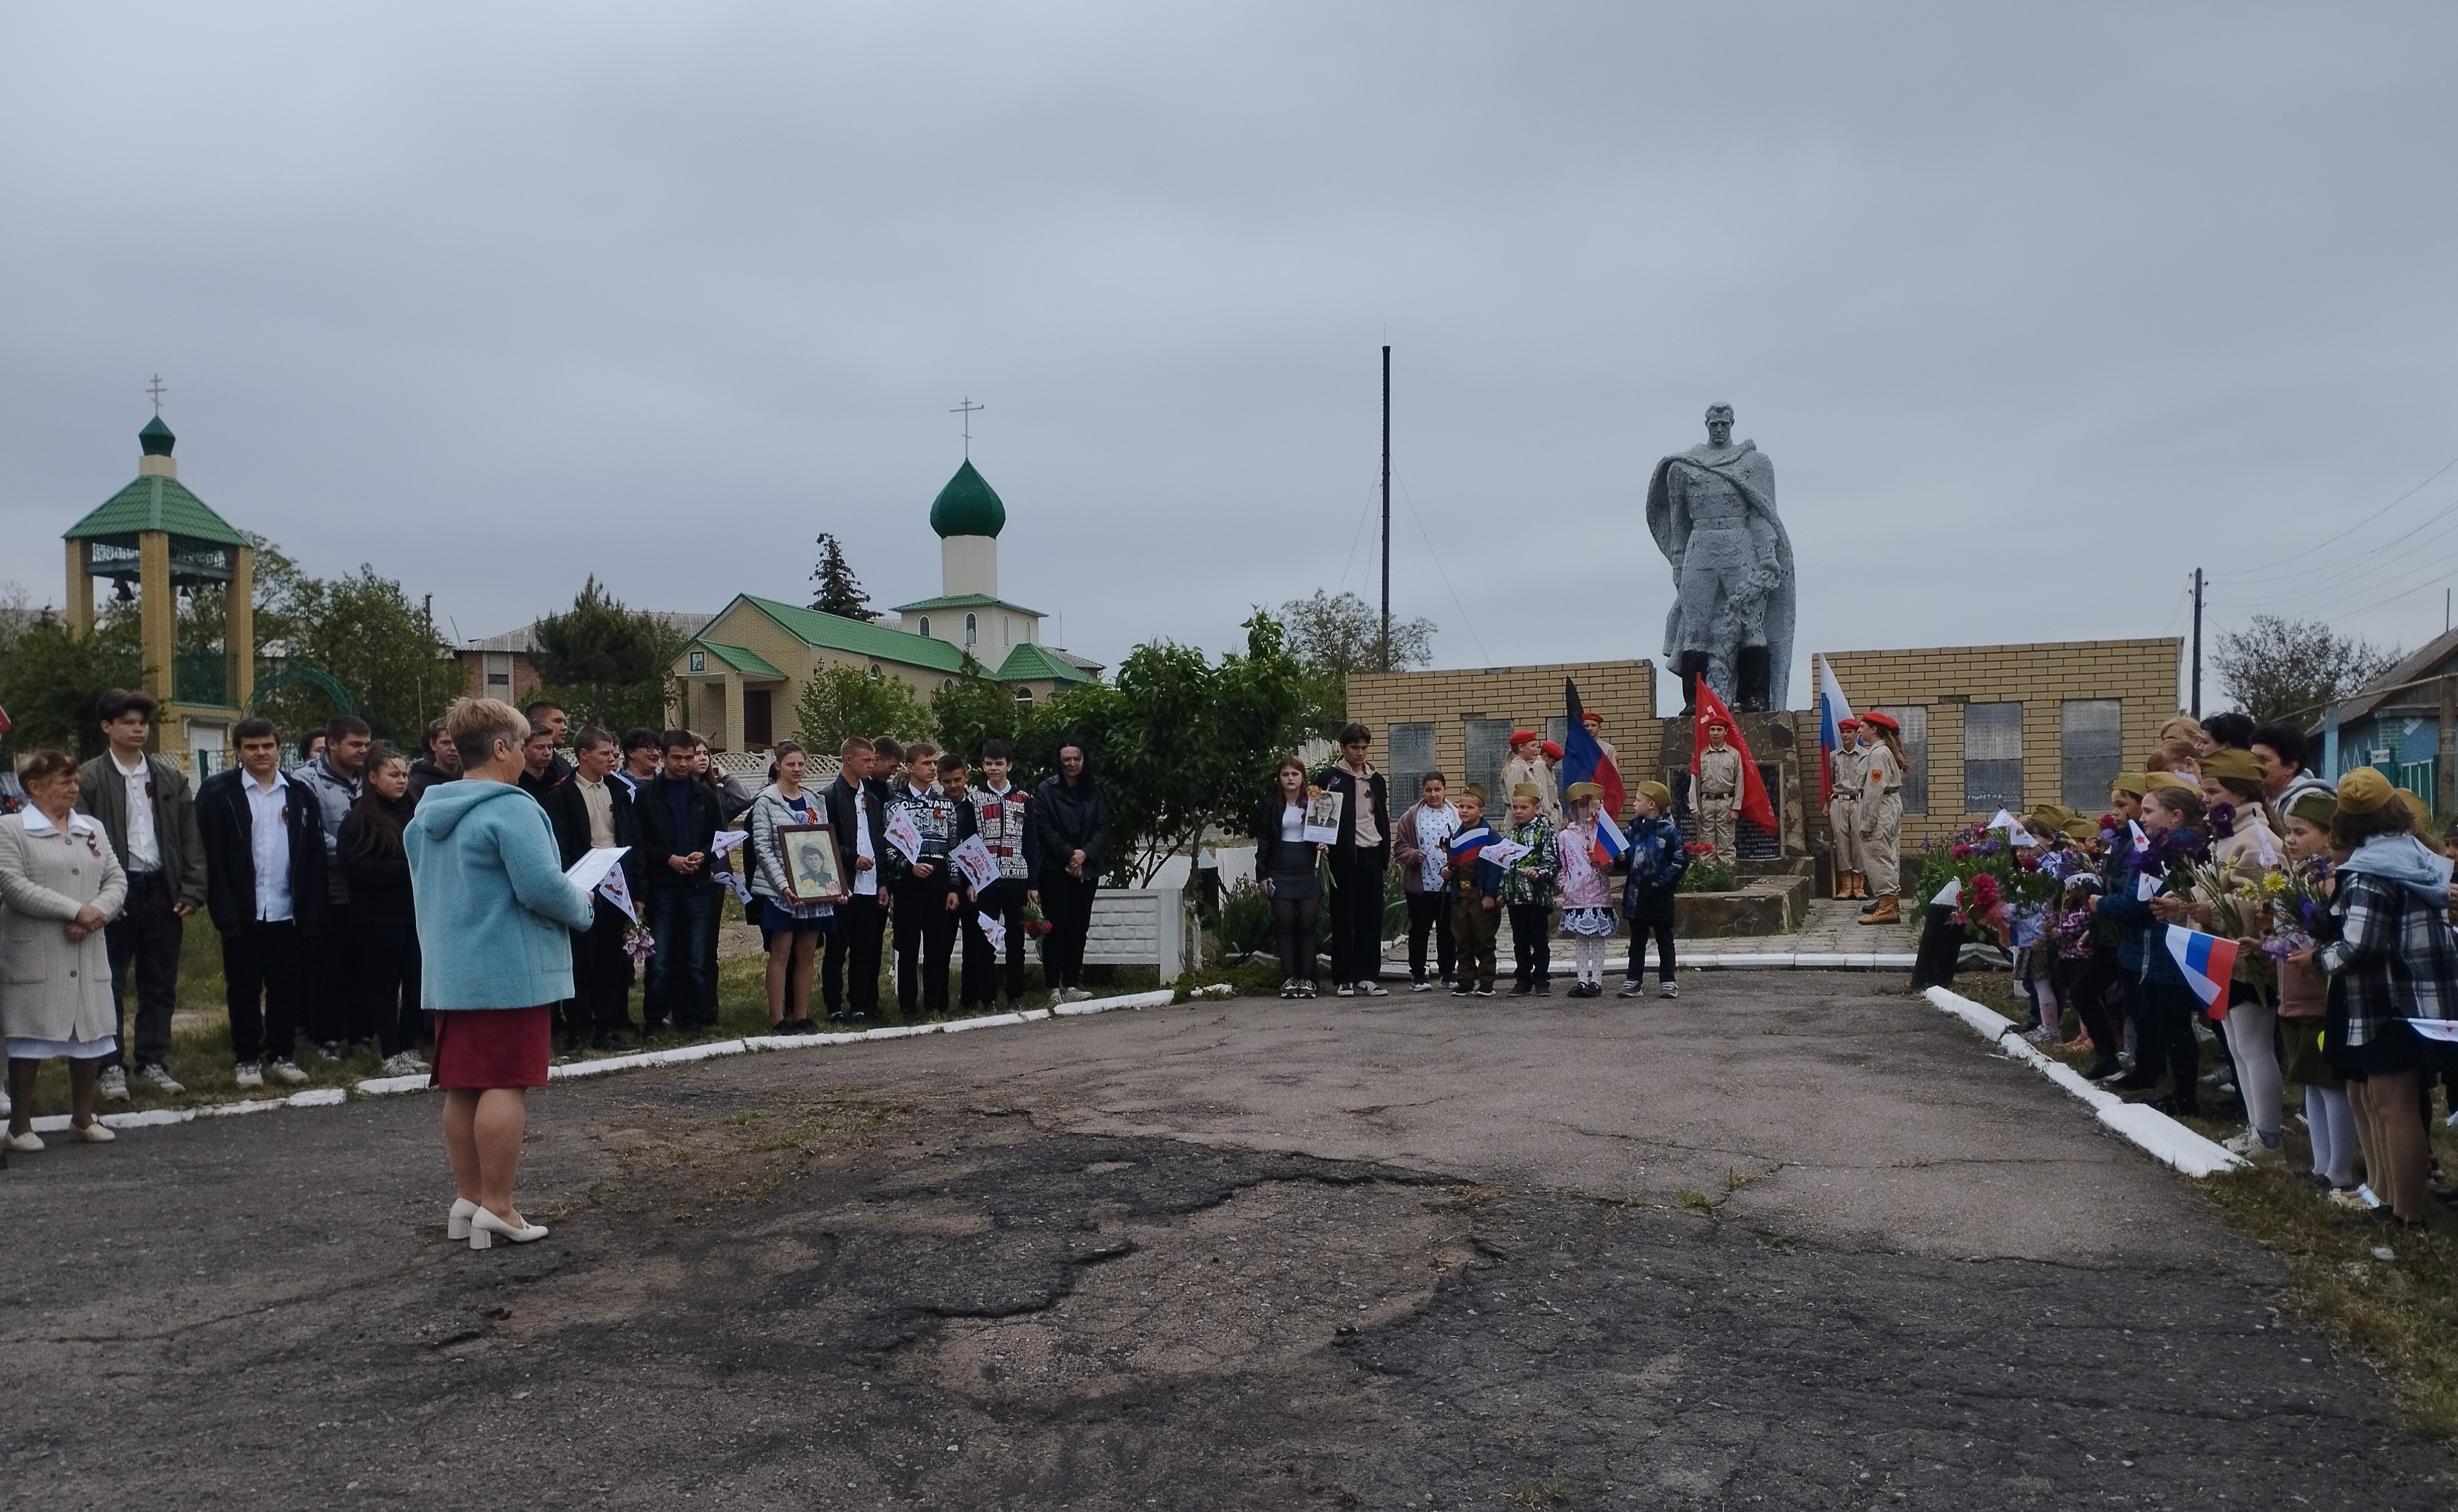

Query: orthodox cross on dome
147,374,167,416
950,396,984,458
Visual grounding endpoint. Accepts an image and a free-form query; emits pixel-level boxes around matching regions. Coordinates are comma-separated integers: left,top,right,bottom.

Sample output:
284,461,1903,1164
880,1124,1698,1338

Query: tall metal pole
1380,345,1392,672
2190,567,2204,718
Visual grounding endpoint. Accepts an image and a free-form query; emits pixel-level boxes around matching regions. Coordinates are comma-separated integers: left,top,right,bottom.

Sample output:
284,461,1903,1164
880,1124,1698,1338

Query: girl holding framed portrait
748,741,841,1036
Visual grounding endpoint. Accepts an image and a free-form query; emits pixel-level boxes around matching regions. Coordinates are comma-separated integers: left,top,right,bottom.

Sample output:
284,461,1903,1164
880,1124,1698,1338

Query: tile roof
63,475,248,548
993,641,1096,684
738,594,971,674
884,591,1049,616
687,640,786,679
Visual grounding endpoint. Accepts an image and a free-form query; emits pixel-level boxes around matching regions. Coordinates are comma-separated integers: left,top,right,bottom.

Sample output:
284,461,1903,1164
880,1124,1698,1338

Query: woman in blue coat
406,698,596,1251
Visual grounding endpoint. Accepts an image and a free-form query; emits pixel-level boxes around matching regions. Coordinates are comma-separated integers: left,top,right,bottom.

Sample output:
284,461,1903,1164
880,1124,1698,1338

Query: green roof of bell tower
929,459,1007,540
63,417,248,548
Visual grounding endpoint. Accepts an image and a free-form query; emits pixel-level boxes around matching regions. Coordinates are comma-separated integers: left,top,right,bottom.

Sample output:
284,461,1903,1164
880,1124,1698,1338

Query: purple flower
2207,802,2237,839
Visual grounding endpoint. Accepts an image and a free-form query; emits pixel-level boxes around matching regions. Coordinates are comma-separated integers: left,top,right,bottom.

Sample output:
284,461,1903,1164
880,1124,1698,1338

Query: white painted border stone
1924,985,2244,1178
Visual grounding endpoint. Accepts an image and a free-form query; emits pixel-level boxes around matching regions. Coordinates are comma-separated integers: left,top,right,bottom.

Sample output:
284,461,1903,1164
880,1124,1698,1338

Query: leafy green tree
809,533,873,619
2214,614,2403,725
793,663,930,754
0,609,143,759
261,565,461,745
529,576,687,733
1274,588,1433,733
930,655,1028,764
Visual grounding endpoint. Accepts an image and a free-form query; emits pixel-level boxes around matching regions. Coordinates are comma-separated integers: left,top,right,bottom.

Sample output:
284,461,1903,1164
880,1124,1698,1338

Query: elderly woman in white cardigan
2,749,129,1151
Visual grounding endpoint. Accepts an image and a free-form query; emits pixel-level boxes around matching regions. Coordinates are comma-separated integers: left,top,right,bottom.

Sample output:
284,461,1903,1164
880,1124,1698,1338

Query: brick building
1815,637,2184,848
1342,660,1656,802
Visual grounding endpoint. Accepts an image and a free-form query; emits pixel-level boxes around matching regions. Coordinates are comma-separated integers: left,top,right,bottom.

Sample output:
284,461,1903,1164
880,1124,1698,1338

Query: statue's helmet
1705,403,1734,423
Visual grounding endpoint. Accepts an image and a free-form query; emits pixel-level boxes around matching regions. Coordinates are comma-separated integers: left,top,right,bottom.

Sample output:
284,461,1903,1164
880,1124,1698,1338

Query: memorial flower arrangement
622,923,656,965
1019,898,1051,938
1916,820,2066,944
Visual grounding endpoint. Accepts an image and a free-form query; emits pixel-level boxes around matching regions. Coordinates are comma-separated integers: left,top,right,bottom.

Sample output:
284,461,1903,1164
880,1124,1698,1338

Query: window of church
918,616,931,638
1014,686,1034,706
965,613,978,646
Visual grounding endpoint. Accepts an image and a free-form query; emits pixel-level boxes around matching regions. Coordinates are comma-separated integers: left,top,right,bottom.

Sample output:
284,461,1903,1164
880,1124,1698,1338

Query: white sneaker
1658,981,1679,999
380,1051,429,1077
1334,983,1355,998
137,1062,185,1095
1359,982,1390,997
1410,980,1434,993
98,1065,129,1102
268,1059,310,1086
233,1062,265,1090
1062,987,1092,1004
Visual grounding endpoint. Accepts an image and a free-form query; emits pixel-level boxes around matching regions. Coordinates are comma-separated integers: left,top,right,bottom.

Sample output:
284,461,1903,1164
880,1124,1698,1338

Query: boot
1859,895,1899,925
1831,867,1850,900
1849,871,1867,899
1676,652,1708,719
1736,646,1772,712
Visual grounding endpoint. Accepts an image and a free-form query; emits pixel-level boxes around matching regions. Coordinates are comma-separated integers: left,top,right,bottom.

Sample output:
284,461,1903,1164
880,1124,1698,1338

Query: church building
672,459,1098,751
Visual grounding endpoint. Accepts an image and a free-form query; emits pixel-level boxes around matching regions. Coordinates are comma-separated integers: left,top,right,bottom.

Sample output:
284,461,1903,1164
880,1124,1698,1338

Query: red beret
1541,741,1563,759
1835,717,1861,730
1580,710,1604,725
1862,711,1900,732
1509,729,1539,747
1707,717,1730,730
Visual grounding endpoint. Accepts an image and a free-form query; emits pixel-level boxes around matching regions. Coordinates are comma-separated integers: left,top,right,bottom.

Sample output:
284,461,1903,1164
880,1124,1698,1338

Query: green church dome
139,417,176,456
929,459,1007,539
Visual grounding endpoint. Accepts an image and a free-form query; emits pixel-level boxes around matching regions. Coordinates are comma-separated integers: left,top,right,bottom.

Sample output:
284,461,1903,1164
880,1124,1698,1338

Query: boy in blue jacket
1443,785,1505,998
1618,780,1690,999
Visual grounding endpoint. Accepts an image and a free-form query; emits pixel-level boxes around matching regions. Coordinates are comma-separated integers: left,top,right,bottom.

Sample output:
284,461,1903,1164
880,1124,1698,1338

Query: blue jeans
646,887,716,1028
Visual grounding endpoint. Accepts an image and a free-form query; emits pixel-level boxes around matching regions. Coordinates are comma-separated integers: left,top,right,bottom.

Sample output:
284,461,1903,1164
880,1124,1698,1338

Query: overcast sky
5,2,2454,709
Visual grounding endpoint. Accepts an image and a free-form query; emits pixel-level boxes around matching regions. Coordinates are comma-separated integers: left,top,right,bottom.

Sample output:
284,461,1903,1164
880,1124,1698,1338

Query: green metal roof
684,638,786,679
884,591,1048,617
737,594,971,675
993,641,1095,684
63,474,248,548
929,459,1007,539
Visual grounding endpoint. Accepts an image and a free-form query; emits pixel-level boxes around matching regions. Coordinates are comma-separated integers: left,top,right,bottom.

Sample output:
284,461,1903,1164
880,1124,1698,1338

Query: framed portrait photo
778,823,847,903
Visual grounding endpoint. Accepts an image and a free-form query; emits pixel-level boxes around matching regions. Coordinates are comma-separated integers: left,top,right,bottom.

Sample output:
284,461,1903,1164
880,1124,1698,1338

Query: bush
1679,860,1739,894
1216,878,1276,963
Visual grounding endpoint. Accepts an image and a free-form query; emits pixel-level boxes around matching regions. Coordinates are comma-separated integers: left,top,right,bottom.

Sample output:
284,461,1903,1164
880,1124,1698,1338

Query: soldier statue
1645,403,1798,715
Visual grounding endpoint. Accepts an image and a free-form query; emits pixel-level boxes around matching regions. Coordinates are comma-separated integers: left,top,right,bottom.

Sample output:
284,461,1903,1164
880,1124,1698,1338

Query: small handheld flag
1447,825,1495,862
1591,811,1630,869
597,861,637,924
2164,925,2239,1017
2129,819,2150,852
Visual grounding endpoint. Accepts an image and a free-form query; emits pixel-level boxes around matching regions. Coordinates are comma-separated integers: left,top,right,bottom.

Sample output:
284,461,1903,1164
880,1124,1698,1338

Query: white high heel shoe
469,1207,548,1250
448,1198,478,1241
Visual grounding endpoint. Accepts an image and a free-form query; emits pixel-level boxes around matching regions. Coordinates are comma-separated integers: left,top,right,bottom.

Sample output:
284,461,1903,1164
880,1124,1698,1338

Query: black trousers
2067,951,2125,1067
1326,847,1389,985
105,871,184,1068
353,909,424,1058
313,900,363,1046
2131,980,2202,1110
824,893,886,1012
893,884,959,1014
1508,902,1552,988
222,921,307,1066
1625,918,1676,984
1405,891,1454,984
1038,872,1098,989
571,896,634,1040
962,881,1030,1006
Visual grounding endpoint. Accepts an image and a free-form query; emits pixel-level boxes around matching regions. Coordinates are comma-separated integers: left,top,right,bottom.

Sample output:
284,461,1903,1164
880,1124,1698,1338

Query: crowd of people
0,691,1123,1155
1253,716,1691,1001
1948,713,2458,1231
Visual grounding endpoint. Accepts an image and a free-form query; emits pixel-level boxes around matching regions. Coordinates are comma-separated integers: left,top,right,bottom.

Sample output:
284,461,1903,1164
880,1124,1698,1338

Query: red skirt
430,1005,553,1089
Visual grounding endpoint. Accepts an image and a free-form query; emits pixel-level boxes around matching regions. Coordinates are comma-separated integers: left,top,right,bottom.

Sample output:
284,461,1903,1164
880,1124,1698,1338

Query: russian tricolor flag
1817,656,1855,806
1448,825,1496,862
2164,925,2240,1018
1592,812,1630,869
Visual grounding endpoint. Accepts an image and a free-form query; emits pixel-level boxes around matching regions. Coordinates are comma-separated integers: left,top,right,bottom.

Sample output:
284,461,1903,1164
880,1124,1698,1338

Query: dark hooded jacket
1032,751,1111,884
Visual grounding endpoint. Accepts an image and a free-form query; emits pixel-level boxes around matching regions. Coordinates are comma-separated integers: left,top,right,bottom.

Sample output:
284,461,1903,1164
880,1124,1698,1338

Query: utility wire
2211,452,2458,583
1391,469,1491,667
2211,489,2458,595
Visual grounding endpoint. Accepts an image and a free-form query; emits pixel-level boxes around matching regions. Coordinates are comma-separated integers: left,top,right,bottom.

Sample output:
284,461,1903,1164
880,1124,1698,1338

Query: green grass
1948,972,2458,1444
7,898,1161,1123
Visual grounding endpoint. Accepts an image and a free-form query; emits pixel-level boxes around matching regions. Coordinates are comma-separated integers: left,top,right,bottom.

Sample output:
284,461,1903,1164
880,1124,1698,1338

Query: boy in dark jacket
196,717,328,1088
546,727,645,1049
635,731,722,1034
1443,785,1505,997
1617,780,1690,999
884,742,968,1016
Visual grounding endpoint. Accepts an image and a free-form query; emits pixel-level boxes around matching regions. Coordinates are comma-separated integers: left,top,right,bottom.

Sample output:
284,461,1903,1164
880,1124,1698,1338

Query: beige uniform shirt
1697,745,1742,803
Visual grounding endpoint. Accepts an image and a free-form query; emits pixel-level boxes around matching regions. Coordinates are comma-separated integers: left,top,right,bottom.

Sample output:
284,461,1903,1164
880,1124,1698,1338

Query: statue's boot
1736,646,1772,713
1676,653,1708,718
1859,895,1900,926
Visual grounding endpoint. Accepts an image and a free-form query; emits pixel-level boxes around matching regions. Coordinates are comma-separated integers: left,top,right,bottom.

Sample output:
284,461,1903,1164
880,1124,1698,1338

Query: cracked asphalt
5,974,2447,1507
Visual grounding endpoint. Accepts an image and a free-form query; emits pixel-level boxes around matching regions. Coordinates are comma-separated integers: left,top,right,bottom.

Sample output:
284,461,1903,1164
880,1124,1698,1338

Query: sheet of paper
884,810,924,865
1481,839,1531,868
2407,1017,2458,1043
564,845,629,896
711,828,748,855
978,911,1008,952
951,834,1000,894
2136,872,2160,901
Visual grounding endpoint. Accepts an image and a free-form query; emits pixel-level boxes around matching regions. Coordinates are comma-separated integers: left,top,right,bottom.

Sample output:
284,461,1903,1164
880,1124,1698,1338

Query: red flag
1690,683,1777,835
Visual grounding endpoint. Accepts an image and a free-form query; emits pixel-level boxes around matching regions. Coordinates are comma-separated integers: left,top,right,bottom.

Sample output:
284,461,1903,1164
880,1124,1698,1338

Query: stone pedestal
1638,713,1810,857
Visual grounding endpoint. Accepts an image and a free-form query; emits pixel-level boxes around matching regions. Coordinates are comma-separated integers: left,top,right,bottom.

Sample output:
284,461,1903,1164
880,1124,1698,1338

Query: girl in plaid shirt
2303,768,2458,1230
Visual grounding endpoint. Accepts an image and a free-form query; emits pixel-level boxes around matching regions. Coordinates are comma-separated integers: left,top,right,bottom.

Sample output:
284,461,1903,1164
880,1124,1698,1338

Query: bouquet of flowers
1916,820,2067,944
622,924,657,965
2251,857,2330,961
1019,898,1051,938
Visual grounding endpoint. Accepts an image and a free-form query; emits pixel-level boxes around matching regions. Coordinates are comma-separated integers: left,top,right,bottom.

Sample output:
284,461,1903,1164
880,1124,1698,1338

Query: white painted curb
25,1086,346,1135
1593,952,1918,973
1924,985,2245,1178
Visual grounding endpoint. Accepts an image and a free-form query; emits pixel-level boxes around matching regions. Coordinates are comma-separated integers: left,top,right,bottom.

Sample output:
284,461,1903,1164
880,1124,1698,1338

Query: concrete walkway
3,976,2440,1508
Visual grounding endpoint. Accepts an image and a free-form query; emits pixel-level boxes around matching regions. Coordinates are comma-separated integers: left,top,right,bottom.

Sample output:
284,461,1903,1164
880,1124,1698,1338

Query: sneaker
1533,983,1551,996
268,1059,310,1086
1617,980,1645,998
233,1062,265,1091
1061,987,1093,1004
1280,979,1300,999
1297,980,1318,998
1507,984,1532,997
1450,984,1473,997
1334,984,1355,998
1473,987,1496,998
379,1051,429,1077
1360,982,1389,997
1659,981,1679,999
137,1062,185,1095
1410,979,1434,994
97,1065,130,1102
